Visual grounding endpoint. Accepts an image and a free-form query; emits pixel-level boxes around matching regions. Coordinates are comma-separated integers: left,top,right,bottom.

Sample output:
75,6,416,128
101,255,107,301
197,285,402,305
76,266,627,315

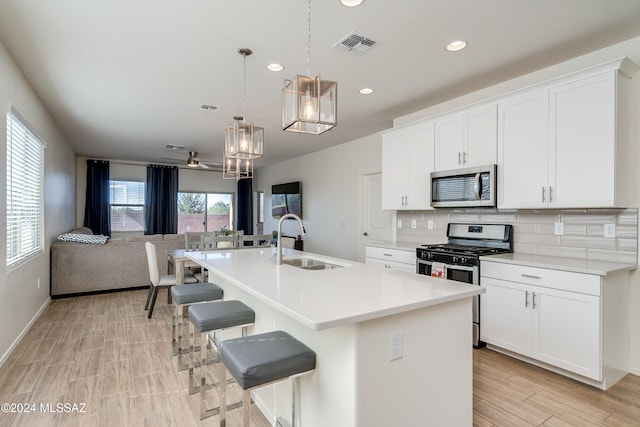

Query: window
177,192,233,233
110,180,144,232
6,108,46,269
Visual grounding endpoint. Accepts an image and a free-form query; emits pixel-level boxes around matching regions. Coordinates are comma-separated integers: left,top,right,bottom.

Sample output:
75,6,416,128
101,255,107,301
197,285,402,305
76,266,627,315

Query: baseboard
51,286,147,299
0,297,51,368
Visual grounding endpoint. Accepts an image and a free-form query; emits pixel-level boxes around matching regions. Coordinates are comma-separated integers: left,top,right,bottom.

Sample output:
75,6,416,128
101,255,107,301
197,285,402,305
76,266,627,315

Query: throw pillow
58,233,109,244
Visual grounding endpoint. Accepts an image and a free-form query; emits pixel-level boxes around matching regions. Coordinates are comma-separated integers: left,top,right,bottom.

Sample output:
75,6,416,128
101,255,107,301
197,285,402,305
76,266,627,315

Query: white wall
0,41,76,365
255,133,381,262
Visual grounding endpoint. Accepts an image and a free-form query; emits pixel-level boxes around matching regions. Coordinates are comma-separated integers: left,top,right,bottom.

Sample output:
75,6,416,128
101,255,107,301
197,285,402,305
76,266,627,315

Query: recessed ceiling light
340,0,364,6
446,40,467,52
267,63,284,72
359,88,374,95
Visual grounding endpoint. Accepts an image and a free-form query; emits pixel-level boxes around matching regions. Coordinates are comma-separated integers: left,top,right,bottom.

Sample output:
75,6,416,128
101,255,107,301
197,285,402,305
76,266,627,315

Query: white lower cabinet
366,246,416,273
481,277,600,380
480,260,630,389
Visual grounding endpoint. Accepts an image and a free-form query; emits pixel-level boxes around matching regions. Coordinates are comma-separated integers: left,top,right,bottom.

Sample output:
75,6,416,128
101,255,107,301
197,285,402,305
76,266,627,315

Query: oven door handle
416,259,476,272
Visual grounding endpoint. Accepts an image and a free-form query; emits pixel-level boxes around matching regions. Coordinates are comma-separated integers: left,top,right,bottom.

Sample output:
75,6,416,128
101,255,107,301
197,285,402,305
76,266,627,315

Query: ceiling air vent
333,31,377,55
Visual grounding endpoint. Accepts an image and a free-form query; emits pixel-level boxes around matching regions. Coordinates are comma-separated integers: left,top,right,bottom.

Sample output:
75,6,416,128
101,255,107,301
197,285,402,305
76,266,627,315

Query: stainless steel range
416,223,513,348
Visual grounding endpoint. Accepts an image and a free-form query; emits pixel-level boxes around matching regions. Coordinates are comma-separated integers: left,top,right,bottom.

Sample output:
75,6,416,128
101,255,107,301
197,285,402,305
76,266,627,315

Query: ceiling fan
159,149,221,170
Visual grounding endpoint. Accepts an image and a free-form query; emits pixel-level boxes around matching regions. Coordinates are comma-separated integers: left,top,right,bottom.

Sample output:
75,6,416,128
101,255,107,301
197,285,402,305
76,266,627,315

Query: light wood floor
0,289,638,426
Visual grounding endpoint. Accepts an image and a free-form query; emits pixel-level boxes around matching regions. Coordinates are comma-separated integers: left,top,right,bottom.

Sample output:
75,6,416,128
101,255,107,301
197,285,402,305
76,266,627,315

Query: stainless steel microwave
431,165,497,208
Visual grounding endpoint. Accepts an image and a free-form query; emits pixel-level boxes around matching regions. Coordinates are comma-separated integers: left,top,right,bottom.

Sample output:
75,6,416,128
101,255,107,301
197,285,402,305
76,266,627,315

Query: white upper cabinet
381,121,435,210
498,59,636,209
434,104,497,171
498,91,550,208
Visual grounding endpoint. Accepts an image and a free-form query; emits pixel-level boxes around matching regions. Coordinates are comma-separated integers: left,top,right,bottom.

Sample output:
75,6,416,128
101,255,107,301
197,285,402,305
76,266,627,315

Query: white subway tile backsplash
587,249,637,264
561,235,617,250
396,208,637,264
517,212,558,224
564,224,587,236
537,245,588,259
517,232,562,246
563,214,617,224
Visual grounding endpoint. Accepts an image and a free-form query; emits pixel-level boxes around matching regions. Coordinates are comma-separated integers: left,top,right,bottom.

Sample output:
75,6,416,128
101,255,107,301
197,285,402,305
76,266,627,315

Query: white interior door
362,173,394,253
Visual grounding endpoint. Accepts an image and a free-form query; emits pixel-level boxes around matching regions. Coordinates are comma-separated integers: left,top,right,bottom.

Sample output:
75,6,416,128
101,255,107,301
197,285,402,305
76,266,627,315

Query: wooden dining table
167,249,201,285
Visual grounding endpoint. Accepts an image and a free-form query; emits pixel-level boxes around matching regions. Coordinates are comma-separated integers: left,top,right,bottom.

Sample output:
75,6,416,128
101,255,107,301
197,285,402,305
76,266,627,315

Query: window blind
6,108,46,269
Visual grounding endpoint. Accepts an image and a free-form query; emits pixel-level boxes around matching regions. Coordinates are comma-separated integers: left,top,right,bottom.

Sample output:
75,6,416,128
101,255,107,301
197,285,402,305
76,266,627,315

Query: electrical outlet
397,219,402,228
554,222,564,236
427,220,434,230
604,224,616,238
37,277,40,289
391,331,403,361
411,219,417,229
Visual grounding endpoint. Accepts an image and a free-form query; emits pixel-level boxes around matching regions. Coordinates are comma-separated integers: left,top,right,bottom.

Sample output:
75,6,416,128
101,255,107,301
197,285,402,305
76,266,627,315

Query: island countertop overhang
186,248,483,330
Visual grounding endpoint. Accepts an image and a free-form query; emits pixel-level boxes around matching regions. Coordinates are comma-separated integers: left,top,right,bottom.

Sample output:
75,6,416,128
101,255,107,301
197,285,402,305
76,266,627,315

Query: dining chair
144,241,198,318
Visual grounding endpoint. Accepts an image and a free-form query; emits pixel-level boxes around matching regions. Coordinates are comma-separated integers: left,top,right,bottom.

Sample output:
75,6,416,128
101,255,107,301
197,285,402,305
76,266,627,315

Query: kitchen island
187,247,483,426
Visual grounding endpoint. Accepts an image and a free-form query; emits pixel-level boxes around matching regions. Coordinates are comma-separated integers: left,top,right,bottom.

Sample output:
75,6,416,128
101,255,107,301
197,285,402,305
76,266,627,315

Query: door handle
525,290,529,307
532,292,537,309
474,173,481,200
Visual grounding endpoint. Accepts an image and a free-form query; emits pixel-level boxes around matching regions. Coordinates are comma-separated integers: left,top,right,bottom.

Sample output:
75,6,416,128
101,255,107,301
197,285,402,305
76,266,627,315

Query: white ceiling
1,0,640,170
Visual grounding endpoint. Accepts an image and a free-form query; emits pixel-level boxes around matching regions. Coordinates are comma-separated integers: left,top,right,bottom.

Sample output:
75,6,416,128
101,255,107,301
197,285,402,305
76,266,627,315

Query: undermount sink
281,257,345,270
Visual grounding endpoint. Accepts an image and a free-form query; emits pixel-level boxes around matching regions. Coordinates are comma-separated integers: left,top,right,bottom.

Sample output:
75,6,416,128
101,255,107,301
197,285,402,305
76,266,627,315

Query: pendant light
282,0,337,135
223,152,253,180
224,48,264,161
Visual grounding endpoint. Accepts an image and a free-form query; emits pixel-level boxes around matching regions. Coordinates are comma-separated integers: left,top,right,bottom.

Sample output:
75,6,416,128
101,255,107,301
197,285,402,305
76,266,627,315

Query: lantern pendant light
224,48,264,161
282,0,337,135
222,151,253,180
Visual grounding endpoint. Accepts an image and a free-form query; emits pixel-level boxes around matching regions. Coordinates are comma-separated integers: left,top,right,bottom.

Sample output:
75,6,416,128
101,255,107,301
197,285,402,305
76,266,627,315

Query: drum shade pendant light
224,48,264,161
282,0,337,135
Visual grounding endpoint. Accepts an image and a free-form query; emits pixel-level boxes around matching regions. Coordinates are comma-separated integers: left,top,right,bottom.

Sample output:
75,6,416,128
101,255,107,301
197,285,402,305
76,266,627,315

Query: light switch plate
427,220,434,230
397,219,402,229
554,222,564,236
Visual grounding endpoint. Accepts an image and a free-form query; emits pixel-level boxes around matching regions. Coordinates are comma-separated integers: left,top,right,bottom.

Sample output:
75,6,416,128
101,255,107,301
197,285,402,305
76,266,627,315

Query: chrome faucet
276,213,306,265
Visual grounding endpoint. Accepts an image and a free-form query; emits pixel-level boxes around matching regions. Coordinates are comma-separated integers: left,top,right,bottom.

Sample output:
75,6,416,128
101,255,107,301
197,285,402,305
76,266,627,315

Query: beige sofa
51,230,186,297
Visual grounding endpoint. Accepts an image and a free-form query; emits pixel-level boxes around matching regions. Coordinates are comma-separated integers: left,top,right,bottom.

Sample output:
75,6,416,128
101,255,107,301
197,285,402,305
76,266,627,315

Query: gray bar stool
218,330,316,427
171,282,223,370
188,300,256,419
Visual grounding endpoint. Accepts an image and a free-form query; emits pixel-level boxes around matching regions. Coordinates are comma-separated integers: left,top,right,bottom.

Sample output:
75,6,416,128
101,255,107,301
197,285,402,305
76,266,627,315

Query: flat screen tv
272,181,302,219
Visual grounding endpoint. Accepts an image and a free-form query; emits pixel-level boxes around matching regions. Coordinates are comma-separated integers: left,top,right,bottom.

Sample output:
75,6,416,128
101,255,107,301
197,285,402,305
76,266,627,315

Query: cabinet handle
463,151,468,164
383,253,393,257
532,292,537,309
549,186,554,202
458,151,462,165
525,290,529,307
521,274,541,279
541,187,546,203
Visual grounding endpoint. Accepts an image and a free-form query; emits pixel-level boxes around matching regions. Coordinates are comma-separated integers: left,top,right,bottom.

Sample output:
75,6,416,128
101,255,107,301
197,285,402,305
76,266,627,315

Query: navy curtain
236,178,253,235
83,159,111,236
145,164,178,235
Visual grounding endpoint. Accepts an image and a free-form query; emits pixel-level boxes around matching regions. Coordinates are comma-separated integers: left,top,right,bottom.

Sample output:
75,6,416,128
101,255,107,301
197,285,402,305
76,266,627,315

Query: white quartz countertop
187,248,482,331
480,253,637,276
365,238,446,252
